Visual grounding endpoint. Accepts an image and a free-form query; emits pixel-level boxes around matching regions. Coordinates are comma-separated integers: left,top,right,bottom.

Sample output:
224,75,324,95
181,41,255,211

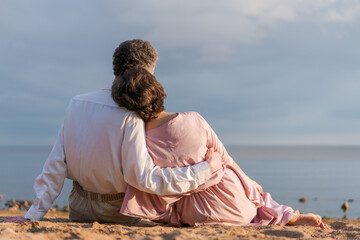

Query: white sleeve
25,124,67,221
121,119,211,196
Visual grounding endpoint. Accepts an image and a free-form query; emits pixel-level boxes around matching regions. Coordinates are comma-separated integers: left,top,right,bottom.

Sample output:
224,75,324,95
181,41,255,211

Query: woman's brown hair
112,67,166,121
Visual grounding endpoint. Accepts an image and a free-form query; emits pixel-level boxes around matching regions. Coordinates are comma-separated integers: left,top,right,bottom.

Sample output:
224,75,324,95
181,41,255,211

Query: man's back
10,39,215,223
64,83,137,194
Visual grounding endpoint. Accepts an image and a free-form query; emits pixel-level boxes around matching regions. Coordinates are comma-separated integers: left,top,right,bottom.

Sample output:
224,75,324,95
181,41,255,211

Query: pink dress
120,112,299,226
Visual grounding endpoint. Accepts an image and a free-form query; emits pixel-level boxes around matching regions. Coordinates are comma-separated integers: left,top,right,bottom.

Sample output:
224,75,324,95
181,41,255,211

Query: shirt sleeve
198,113,234,166
25,124,67,221
121,117,211,196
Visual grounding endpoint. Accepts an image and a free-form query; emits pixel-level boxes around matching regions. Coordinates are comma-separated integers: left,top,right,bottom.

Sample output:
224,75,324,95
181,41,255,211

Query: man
5,39,222,224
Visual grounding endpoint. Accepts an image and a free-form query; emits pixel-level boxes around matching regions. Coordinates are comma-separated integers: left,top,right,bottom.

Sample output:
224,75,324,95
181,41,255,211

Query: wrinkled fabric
121,112,299,226
68,187,140,224
25,85,211,221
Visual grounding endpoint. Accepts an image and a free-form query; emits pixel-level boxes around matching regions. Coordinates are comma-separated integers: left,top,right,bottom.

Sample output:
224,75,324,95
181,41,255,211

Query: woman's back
146,112,210,168
121,111,260,226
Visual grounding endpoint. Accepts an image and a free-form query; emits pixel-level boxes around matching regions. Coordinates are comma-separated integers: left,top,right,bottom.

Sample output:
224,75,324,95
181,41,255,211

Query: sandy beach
0,210,359,239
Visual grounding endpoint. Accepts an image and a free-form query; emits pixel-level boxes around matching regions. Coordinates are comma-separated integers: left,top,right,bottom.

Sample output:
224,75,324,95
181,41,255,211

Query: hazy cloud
1,0,360,145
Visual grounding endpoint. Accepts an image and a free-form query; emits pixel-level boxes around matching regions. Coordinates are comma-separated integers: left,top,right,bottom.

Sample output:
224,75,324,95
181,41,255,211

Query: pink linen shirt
25,84,211,221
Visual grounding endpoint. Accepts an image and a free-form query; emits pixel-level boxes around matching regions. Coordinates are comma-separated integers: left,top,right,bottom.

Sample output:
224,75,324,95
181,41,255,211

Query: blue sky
1,0,360,146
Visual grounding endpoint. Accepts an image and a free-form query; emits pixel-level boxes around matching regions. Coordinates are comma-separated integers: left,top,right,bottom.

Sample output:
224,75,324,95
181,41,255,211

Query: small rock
8,205,19,212
5,199,16,208
17,201,26,209
61,205,69,212
299,198,307,203
341,202,349,212
49,207,57,212
4,199,33,210
92,221,101,228
31,221,40,229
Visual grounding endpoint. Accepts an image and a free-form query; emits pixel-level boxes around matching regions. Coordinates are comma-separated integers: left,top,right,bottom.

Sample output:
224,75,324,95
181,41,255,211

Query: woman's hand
205,148,223,173
251,180,263,195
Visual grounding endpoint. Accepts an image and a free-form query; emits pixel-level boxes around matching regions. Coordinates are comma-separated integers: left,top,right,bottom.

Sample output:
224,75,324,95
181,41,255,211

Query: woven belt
73,181,125,202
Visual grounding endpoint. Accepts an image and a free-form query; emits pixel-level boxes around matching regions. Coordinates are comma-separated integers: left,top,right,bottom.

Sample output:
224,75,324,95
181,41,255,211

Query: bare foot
287,213,325,229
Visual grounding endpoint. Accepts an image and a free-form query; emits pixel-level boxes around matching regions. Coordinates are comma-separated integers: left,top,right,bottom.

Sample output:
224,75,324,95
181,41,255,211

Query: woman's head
112,67,166,121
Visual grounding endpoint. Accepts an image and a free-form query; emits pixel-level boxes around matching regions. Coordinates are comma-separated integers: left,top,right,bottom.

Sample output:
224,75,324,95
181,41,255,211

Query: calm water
0,145,359,219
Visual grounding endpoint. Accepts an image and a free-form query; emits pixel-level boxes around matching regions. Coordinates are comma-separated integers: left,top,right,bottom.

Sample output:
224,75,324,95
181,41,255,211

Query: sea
0,145,359,219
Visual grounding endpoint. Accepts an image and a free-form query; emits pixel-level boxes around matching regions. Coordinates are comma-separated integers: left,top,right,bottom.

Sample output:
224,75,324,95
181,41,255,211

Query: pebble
92,221,101,228
61,205,69,212
299,198,307,203
4,199,77,213
5,199,33,211
49,207,57,212
31,221,40,229
8,205,19,212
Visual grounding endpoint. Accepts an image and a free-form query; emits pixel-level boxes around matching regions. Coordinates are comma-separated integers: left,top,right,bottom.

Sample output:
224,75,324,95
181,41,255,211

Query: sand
1,210,360,239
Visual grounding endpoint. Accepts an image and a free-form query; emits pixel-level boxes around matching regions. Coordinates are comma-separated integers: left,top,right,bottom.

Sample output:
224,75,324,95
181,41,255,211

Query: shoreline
1,210,360,239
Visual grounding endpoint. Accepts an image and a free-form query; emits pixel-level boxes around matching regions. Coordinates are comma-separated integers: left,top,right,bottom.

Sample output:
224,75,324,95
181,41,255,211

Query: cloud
1,0,360,145
323,2,360,22
105,0,360,63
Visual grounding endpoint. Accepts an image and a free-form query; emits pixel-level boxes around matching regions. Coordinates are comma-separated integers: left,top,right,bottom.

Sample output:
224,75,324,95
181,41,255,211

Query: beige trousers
68,187,140,224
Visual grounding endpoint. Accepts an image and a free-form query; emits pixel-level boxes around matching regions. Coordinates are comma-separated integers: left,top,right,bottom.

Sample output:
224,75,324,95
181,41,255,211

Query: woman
112,67,325,228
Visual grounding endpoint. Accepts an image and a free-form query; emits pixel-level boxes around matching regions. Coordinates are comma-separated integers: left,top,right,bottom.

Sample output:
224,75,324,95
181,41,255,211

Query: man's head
113,39,158,76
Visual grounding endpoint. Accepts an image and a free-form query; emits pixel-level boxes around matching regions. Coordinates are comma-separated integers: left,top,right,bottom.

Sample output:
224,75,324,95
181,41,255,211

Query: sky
1,0,360,146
